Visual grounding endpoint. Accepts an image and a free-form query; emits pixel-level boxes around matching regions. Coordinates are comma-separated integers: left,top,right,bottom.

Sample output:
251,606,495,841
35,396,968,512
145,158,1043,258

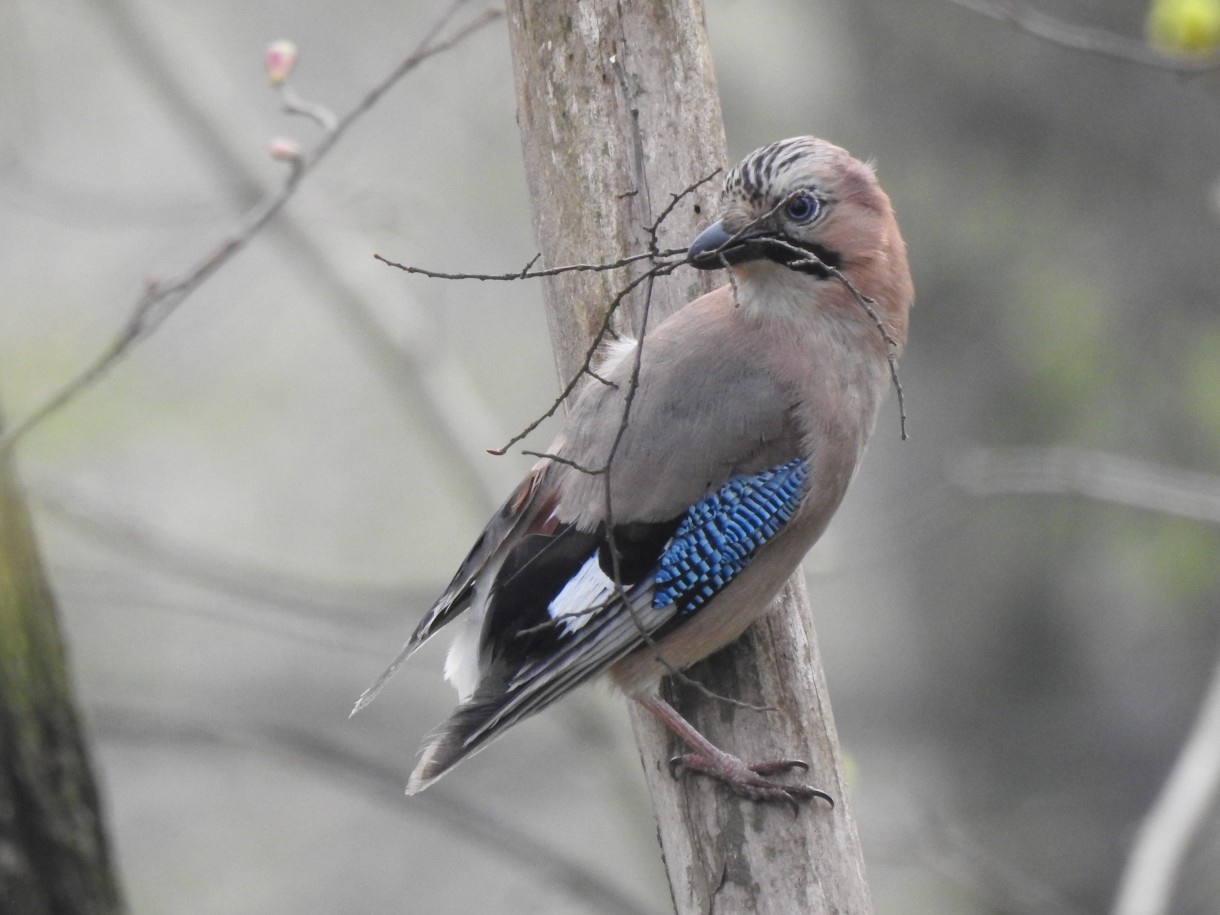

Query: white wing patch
444,581,489,704
547,553,615,635
443,615,483,704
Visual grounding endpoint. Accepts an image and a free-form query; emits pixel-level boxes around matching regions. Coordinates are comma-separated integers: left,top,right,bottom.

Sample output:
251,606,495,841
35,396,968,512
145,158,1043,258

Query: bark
504,3,874,912
0,412,124,914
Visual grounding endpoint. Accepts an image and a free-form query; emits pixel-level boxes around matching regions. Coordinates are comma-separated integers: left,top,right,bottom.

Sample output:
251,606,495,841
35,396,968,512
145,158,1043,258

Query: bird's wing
407,457,810,793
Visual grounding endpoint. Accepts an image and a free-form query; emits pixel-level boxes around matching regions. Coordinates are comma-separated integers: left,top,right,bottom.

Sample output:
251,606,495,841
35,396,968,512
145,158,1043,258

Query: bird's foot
667,748,833,808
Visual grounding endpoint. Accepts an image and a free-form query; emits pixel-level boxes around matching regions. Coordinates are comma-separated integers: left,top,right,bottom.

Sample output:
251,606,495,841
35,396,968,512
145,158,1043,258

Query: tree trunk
0,412,125,914
505,3,874,913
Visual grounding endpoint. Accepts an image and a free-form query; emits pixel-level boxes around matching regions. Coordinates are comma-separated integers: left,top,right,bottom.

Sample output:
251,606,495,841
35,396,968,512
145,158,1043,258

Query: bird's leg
639,695,833,808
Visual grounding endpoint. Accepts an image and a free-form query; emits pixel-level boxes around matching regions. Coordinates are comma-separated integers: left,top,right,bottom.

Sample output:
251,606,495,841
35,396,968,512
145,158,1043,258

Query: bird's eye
784,192,819,223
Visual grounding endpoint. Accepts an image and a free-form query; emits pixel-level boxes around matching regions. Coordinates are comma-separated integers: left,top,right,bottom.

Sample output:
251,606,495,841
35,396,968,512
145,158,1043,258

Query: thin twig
575,58,774,709
595,229,770,713
278,83,338,132
397,186,911,453
943,0,1220,73
488,259,685,456
384,174,889,714
519,452,604,475
384,178,906,704
392,157,767,709
0,2,504,456
374,249,683,281
644,169,723,250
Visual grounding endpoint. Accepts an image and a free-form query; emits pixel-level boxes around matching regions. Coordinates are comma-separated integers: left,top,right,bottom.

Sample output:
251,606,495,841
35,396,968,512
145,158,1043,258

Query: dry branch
0,1,503,459
957,446,1220,915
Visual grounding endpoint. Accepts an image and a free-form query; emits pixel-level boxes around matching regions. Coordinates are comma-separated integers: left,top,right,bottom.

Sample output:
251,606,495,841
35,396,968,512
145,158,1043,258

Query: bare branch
1111,643,1220,915
942,0,1220,73
955,446,1220,526
518,452,604,475
489,257,685,456
384,174,900,711
956,445,1220,914
0,2,504,456
374,248,684,281
394,183,912,454
644,169,723,249
94,705,653,915
389,158,771,710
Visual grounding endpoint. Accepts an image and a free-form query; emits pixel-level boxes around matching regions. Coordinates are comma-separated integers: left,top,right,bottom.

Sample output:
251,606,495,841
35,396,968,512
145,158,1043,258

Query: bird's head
689,137,912,342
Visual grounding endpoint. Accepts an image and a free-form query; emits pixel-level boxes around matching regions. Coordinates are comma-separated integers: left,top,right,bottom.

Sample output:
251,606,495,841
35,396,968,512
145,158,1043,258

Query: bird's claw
667,751,833,810
667,754,687,780
747,757,810,776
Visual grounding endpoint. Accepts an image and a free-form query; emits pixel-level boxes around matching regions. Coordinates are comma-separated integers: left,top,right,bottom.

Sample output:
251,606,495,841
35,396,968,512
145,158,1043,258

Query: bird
352,136,913,804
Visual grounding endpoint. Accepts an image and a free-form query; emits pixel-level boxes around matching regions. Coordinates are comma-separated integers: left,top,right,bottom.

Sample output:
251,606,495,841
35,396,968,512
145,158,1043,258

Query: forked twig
0,1,503,456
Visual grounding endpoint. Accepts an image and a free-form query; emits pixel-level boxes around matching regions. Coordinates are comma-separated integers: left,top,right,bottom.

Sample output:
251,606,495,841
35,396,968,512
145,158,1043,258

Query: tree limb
0,0,504,484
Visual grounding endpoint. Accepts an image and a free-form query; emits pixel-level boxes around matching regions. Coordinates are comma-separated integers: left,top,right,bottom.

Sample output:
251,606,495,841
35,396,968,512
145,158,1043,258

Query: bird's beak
688,220,775,270
689,219,840,277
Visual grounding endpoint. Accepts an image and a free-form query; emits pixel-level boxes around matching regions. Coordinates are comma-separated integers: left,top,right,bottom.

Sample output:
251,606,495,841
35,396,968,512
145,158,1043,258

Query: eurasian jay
354,136,913,804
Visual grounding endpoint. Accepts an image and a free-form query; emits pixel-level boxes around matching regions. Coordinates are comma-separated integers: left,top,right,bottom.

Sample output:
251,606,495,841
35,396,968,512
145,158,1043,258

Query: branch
94,705,654,915
955,445,1220,914
0,2,504,457
942,0,1220,73
378,179,910,457
955,446,1220,526
1111,644,1220,915
374,248,685,281
588,118,777,711
34,487,434,657
378,240,694,458
380,186,764,706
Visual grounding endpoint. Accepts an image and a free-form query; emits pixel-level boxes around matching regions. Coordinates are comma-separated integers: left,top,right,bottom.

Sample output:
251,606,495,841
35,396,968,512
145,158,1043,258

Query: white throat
732,261,824,325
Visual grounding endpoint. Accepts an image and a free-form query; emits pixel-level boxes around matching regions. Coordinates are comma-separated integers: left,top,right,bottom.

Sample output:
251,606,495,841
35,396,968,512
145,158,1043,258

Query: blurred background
2,0,1219,912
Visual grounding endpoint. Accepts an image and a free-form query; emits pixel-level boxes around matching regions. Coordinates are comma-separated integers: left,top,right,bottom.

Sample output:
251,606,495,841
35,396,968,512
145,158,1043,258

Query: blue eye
784,192,819,223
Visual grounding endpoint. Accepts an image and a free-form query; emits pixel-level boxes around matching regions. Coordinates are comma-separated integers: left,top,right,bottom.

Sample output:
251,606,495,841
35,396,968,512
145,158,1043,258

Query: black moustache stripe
767,239,841,278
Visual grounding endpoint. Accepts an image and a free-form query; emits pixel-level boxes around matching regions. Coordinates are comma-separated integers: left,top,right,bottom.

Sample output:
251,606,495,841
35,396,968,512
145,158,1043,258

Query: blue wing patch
652,458,808,615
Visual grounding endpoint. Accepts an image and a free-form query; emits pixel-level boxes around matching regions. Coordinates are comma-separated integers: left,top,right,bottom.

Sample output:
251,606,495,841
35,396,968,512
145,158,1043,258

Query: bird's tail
406,689,515,795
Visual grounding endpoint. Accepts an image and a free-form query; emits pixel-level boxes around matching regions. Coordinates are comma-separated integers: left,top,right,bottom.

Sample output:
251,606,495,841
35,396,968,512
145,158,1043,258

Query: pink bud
264,40,298,85
268,137,301,162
